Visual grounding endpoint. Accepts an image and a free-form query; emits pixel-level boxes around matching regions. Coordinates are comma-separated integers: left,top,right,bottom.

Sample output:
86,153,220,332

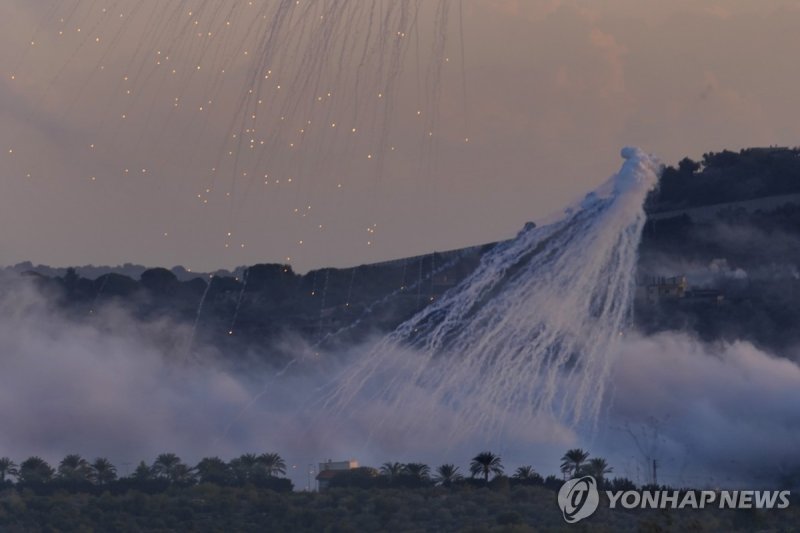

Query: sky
1,0,799,273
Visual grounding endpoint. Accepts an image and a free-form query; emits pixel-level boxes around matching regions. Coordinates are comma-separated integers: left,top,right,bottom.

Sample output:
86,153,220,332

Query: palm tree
470,452,503,483
230,453,261,484
434,464,463,486
168,463,196,485
196,457,232,485
403,463,431,481
379,462,404,479
151,453,188,483
132,461,152,481
512,465,542,483
0,458,18,483
57,454,93,483
560,448,590,478
258,453,287,477
91,458,117,485
18,457,54,484
583,457,613,482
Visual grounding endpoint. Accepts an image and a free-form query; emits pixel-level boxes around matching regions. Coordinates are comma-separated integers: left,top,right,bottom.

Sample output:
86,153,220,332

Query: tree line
0,447,633,494
647,147,800,212
0,452,292,494
325,449,631,491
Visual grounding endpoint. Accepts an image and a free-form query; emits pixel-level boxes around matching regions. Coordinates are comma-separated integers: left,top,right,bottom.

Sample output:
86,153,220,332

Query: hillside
7,147,800,362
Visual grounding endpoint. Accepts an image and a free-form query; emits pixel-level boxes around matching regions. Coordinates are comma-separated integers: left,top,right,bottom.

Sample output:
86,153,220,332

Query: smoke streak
325,147,660,439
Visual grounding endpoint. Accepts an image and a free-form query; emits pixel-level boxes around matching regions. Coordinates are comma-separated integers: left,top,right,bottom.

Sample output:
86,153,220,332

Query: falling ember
7,0,464,270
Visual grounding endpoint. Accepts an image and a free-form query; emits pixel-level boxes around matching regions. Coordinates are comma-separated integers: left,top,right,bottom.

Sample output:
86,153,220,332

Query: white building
316,459,359,490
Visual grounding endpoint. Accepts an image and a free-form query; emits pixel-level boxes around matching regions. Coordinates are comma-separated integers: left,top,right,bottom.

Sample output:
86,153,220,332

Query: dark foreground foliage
1,483,798,532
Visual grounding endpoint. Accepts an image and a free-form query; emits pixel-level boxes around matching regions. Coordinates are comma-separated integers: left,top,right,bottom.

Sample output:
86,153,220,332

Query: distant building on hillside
637,276,688,305
316,459,359,490
636,275,724,306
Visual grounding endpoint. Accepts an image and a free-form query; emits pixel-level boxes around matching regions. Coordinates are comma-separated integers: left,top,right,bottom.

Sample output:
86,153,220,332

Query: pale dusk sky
0,1,797,272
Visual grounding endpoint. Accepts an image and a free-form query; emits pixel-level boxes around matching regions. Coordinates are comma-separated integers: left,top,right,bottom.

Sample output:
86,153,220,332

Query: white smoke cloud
599,333,800,488
708,258,747,280
0,278,250,462
0,276,571,486
1,272,799,489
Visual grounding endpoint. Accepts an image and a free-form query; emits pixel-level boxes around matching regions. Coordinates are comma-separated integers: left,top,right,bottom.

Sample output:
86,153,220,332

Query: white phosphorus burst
10,1,458,263
325,147,661,439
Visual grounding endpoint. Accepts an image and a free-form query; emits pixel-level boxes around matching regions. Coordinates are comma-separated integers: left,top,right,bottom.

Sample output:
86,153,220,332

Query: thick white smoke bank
602,333,800,487
326,148,660,438
0,280,255,464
